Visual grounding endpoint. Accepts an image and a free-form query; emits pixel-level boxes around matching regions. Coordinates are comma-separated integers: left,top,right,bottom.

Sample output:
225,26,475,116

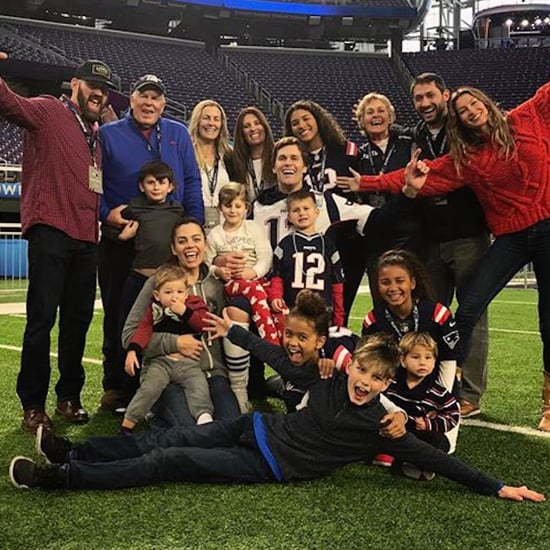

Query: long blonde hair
447,86,515,175
188,99,231,171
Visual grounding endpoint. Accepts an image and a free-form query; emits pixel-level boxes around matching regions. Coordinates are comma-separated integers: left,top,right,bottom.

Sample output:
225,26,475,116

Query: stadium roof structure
2,0,429,44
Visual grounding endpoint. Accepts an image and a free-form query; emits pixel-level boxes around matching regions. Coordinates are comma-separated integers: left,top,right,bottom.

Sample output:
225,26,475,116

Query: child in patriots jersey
362,249,461,455
270,188,345,326
205,183,280,412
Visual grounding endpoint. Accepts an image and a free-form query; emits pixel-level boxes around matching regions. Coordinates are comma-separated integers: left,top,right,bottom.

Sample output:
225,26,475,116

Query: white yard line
0,344,102,365
0,345,548,439
461,418,550,439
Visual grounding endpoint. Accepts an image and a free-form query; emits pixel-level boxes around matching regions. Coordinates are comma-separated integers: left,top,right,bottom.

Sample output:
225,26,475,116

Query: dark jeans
97,236,134,393
151,376,241,428
426,234,491,404
67,415,274,490
456,218,550,373
17,225,97,409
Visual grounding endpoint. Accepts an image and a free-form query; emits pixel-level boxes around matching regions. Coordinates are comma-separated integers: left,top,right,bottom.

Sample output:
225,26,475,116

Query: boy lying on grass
8,291,545,502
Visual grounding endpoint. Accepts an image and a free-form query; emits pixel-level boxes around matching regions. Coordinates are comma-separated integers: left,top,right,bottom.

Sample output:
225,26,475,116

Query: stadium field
0,288,548,550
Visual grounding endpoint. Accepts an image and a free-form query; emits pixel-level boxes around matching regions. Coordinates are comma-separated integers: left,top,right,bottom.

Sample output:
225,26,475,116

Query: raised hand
203,310,233,340
403,148,429,197
336,167,361,193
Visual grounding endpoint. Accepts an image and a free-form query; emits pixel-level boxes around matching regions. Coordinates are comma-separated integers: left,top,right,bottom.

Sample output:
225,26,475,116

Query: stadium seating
0,120,23,165
223,48,416,141
403,47,550,110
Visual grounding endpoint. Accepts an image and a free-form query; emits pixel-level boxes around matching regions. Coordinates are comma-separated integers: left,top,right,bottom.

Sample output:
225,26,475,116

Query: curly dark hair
371,249,435,304
289,289,330,338
284,100,346,150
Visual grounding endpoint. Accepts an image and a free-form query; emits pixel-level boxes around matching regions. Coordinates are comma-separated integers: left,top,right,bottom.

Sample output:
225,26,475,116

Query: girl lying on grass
8,291,545,502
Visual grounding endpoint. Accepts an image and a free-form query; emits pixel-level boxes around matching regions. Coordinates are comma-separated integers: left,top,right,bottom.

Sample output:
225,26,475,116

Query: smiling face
170,222,207,275
139,175,174,204
287,197,319,233
377,265,416,317
289,109,322,150
241,113,266,148
283,315,326,367
71,79,109,123
412,82,449,128
153,278,188,309
273,144,307,193
130,88,166,128
198,105,223,143
454,93,490,133
361,98,393,139
346,360,391,406
220,197,247,229
402,344,436,382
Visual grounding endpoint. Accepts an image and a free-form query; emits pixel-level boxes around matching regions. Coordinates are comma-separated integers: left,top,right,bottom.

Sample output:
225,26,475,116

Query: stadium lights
520,19,529,27
505,18,513,27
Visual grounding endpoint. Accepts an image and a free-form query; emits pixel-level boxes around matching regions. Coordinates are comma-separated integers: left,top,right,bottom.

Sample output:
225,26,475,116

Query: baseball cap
74,60,118,90
132,74,166,95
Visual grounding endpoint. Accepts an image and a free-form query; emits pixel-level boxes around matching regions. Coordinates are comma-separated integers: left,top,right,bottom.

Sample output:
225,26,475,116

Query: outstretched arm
497,485,545,502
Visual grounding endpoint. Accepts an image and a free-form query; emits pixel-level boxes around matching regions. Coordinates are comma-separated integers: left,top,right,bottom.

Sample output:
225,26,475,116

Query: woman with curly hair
188,99,235,231
284,99,357,192
337,81,550,431
232,106,276,202
284,100,361,322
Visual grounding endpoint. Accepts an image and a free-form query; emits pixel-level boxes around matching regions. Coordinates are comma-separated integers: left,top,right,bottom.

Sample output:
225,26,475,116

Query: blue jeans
17,225,97,409
67,416,274,489
426,233,491,404
151,376,240,428
457,218,550,374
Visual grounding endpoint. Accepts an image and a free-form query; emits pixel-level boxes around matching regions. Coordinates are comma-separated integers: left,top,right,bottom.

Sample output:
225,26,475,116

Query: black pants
97,236,134,393
17,225,97,409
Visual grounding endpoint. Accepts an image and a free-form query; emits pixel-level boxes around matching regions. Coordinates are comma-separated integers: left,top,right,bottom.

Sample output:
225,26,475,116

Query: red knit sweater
359,80,550,236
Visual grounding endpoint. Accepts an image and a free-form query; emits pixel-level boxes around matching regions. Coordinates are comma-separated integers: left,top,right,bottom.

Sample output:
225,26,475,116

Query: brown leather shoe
55,400,89,424
22,408,53,434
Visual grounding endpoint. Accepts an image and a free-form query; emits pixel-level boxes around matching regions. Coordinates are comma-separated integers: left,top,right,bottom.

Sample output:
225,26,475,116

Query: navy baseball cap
132,74,166,95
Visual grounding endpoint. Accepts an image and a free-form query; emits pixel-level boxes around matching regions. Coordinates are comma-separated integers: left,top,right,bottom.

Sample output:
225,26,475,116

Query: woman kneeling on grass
8,292,544,502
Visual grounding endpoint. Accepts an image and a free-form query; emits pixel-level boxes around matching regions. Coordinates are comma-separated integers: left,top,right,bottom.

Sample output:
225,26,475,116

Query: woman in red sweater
337,80,550,431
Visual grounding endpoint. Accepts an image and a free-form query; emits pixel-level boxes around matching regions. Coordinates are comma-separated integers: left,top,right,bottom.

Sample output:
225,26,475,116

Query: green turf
0,288,548,549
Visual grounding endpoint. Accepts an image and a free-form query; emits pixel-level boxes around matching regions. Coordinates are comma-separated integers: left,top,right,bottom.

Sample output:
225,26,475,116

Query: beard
76,85,106,124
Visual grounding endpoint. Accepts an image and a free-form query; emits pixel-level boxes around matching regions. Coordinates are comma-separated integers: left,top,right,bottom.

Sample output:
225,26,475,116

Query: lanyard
61,96,99,167
247,159,262,200
145,124,162,159
424,130,447,160
365,140,396,175
206,156,220,197
384,304,419,340
307,147,327,192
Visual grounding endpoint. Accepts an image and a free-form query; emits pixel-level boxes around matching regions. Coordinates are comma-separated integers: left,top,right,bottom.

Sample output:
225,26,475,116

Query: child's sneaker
402,462,436,481
9,456,65,489
35,423,74,464
372,453,394,467
459,399,481,418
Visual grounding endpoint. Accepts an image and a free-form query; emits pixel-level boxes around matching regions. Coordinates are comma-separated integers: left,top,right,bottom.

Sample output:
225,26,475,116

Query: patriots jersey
253,186,375,250
362,298,461,362
272,231,344,308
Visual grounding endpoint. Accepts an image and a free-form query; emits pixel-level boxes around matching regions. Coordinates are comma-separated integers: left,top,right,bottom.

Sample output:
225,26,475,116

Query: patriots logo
442,330,460,350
